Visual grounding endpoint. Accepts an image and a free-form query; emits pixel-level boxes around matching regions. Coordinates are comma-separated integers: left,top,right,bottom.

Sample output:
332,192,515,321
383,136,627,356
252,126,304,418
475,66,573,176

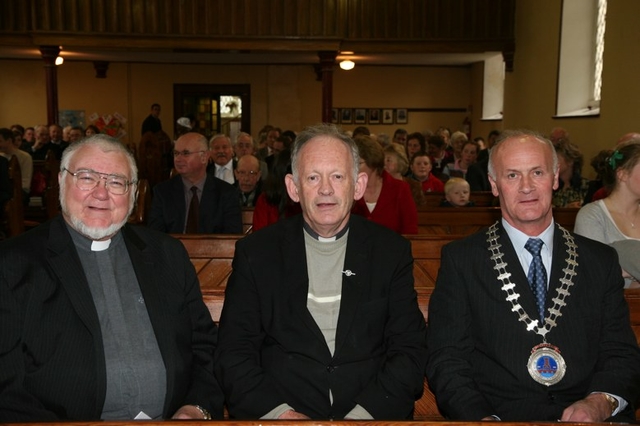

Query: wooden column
40,46,60,125
317,51,337,124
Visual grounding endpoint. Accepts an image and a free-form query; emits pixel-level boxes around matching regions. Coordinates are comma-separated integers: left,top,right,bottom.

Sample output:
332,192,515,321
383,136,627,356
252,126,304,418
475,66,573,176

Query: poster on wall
59,110,85,128
88,112,128,139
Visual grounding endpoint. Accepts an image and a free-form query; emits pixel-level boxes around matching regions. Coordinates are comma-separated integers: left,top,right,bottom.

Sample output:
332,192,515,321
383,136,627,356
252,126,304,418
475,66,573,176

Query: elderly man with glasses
148,132,242,234
0,134,224,422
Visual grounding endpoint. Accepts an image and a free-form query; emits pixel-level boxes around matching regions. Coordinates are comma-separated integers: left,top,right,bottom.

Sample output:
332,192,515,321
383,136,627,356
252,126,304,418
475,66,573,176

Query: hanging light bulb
55,55,64,66
340,60,355,70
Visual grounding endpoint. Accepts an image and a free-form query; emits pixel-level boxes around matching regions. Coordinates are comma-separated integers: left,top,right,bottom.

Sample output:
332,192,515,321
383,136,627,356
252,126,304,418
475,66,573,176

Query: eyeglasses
63,168,135,195
173,150,206,158
235,170,259,177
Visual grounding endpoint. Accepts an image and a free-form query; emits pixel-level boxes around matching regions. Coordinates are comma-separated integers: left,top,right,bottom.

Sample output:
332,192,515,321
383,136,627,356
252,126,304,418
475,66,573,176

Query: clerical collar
66,222,118,252
91,239,112,251
303,221,349,242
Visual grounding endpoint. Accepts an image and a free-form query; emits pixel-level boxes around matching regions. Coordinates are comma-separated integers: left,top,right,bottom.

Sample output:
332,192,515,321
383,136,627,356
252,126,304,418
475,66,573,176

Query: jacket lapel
46,216,106,414
47,217,102,336
170,176,187,231
121,225,177,411
334,218,368,356
282,217,329,348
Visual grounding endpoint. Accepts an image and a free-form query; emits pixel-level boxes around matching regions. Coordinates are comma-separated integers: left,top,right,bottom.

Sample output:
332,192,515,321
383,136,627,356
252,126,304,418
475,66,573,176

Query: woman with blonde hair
383,143,426,207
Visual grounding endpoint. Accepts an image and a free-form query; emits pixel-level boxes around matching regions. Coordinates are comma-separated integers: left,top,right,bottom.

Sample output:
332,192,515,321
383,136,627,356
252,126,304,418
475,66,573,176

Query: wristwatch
602,393,619,415
194,405,212,420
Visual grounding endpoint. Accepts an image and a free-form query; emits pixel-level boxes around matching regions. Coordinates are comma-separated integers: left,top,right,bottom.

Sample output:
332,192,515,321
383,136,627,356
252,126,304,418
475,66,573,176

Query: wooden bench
177,233,640,421
416,207,579,235
0,420,609,426
423,191,497,207
240,206,579,236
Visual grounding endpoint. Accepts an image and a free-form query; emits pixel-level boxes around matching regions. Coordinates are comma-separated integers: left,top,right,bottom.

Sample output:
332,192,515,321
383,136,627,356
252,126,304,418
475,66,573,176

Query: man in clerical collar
426,129,640,422
215,123,427,420
0,135,223,422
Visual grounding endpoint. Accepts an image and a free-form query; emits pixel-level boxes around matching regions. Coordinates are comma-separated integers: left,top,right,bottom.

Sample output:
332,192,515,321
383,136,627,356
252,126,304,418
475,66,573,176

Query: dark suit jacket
0,216,223,421
148,173,242,234
214,214,427,420
426,222,640,422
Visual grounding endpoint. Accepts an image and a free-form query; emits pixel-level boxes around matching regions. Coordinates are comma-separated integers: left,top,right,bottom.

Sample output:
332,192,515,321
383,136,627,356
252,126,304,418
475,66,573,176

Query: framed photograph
368,108,381,124
396,108,408,124
341,108,352,124
382,109,394,124
354,108,367,124
331,108,339,124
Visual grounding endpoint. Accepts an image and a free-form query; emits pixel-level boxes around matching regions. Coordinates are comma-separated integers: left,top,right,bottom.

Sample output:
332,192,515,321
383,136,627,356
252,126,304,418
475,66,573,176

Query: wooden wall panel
0,0,513,55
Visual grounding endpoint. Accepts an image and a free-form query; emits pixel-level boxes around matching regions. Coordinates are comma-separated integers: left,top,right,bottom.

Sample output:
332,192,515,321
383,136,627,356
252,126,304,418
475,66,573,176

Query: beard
64,211,129,240
60,185,135,241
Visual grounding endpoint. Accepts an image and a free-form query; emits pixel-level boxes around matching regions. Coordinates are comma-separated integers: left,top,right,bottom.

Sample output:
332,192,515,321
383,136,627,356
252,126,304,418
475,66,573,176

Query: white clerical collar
91,239,112,251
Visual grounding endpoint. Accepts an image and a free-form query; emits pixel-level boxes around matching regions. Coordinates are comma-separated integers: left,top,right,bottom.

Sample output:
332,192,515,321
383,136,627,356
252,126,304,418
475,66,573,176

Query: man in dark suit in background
0,135,223,421
214,123,427,420
426,130,640,422
141,103,162,135
148,132,242,234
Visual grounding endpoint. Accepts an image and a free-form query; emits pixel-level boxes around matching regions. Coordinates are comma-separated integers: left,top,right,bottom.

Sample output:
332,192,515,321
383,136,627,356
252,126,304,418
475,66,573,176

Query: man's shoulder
122,223,185,253
153,175,182,193
570,228,617,258
0,218,61,260
205,173,238,194
239,215,299,248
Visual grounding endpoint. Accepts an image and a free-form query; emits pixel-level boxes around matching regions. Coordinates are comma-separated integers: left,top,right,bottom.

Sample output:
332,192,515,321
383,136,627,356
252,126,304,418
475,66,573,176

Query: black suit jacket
426,221,640,422
148,173,242,234
214,214,427,420
0,216,223,421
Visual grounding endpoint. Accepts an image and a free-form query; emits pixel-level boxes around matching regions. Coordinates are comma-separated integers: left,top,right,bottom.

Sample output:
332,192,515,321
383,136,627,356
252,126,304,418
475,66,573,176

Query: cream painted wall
1,59,477,144
333,65,474,137
506,0,640,178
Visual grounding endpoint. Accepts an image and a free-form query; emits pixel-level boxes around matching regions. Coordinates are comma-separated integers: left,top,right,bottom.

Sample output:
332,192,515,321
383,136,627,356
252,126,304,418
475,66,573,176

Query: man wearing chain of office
426,129,640,422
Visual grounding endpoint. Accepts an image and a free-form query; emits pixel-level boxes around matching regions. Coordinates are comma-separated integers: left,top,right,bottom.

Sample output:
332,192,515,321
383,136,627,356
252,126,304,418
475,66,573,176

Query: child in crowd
408,151,444,193
440,177,475,207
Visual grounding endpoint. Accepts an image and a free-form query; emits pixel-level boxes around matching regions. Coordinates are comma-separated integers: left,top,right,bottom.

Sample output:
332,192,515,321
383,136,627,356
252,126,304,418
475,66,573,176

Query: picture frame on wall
396,108,408,124
354,108,367,124
341,108,352,124
331,108,339,124
368,108,381,124
382,109,394,124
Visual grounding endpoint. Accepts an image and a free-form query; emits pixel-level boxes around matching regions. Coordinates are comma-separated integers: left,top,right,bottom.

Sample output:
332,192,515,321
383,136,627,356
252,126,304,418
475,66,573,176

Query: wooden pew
239,206,579,236
0,421,609,426
128,178,151,225
423,191,497,207
241,207,253,234
3,155,25,237
416,207,579,235
177,233,640,421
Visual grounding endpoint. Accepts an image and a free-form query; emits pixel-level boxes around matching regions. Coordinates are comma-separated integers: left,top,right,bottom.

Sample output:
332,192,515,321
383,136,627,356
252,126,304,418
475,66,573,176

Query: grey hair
209,133,231,148
59,134,138,239
488,129,558,179
290,123,360,184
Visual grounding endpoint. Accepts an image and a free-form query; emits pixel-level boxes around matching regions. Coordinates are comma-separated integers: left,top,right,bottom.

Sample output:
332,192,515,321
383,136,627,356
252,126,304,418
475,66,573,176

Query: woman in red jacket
351,135,418,234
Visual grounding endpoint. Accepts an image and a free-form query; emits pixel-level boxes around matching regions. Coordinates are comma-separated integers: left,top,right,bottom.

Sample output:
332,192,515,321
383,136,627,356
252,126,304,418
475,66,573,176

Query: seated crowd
1,122,639,423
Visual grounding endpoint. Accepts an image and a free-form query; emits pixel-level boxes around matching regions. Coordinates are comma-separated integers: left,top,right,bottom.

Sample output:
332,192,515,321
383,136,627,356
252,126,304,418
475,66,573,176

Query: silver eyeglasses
63,168,135,195
173,150,206,158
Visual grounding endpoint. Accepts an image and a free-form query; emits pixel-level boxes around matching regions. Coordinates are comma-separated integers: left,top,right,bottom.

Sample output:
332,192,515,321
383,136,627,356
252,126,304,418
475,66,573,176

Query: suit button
326,365,335,373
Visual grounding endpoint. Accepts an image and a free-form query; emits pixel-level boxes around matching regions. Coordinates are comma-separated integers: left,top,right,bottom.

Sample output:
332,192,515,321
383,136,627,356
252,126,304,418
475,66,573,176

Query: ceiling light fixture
340,60,355,70
55,55,64,65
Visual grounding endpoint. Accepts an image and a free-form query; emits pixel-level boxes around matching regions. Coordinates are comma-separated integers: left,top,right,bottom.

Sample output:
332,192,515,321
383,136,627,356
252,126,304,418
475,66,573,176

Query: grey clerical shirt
68,225,166,419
